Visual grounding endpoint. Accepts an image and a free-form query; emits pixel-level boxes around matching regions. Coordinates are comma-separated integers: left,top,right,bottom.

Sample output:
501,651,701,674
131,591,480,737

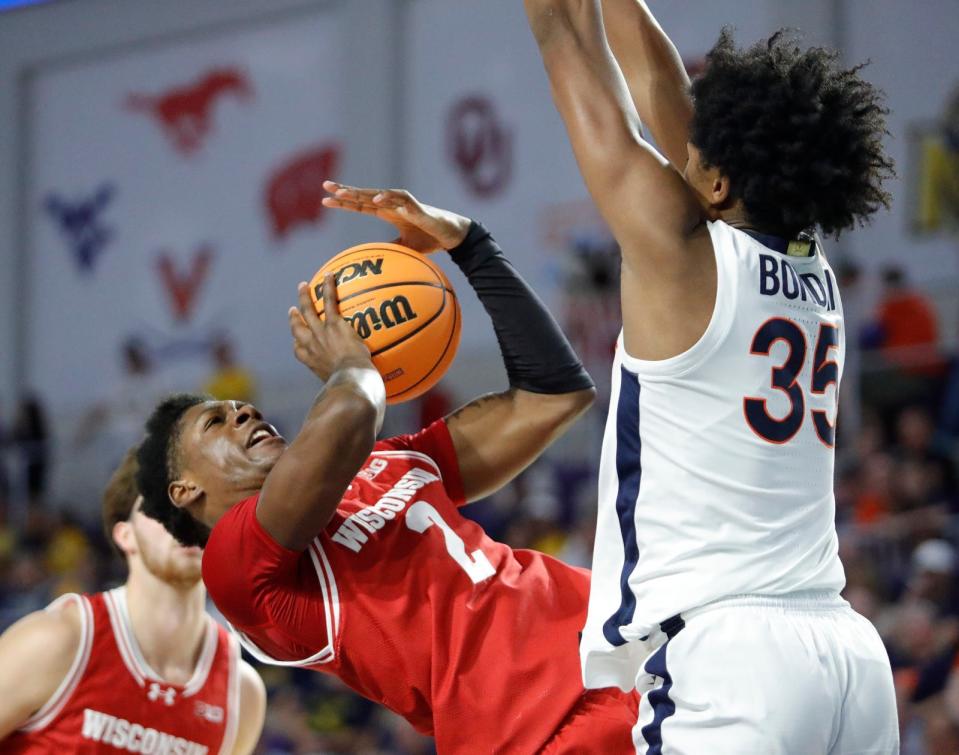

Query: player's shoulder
0,596,85,677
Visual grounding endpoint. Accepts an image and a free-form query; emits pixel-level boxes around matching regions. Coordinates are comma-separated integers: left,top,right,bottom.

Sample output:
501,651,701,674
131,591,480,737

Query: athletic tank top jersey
6,587,241,755
581,220,847,690
202,420,633,754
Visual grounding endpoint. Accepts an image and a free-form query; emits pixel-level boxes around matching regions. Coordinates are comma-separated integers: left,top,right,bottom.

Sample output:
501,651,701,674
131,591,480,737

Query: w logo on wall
264,144,340,241
43,183,116,274
125,67,253,155
447,95,512,198
156,244,215,322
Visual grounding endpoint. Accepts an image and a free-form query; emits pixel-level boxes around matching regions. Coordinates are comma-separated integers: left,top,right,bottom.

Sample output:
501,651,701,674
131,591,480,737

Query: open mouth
246,423,280,448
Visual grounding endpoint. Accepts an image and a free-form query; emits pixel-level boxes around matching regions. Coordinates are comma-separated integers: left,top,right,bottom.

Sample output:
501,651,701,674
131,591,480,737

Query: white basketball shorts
632,591,899,754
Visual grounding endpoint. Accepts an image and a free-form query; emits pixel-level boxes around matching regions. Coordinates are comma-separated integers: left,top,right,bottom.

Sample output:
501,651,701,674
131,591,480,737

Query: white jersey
582,220,847,690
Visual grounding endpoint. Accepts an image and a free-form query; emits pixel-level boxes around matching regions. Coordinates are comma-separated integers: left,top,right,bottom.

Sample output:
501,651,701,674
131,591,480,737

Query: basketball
309,242,461,404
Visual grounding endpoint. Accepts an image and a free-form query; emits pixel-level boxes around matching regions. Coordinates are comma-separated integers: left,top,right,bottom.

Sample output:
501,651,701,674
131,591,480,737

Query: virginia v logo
349,296,417,340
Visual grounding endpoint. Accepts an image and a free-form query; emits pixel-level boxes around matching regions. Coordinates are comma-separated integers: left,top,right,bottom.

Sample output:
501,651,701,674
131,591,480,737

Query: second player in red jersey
136,184,638,753
0,450,265,754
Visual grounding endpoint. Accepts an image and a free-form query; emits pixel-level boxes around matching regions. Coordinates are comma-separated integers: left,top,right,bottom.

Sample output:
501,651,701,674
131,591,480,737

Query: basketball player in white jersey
525,1,898,751
0,449,266,753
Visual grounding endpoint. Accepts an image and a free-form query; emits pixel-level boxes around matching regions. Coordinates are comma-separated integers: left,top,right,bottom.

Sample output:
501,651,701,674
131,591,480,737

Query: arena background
0,0,958,752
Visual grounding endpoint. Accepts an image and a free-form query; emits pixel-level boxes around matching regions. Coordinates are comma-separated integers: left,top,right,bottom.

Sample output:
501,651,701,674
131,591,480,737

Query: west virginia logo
125,67,253,155
44,183,116,274
349,296,418,340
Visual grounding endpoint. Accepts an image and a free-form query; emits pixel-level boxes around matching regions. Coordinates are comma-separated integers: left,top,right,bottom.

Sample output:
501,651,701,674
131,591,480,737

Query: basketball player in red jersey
0,449,266,754
134,182,639,753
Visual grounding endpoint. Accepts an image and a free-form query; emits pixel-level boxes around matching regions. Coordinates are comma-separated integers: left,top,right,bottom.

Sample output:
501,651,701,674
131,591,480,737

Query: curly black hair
136,393,212,547
689,28,894,237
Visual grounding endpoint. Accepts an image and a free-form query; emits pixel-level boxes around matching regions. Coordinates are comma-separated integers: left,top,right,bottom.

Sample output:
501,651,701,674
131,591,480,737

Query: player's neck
123,566,208,686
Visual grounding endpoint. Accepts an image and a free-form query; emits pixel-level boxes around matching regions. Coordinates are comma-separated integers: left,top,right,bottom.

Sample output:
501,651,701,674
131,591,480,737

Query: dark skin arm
525,0,717,362
600,0,693,172
256,276,386,551
323,181,595,503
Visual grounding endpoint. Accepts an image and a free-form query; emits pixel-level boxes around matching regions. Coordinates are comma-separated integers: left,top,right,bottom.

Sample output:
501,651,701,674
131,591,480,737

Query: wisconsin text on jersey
81,708,209,755
332,466,440,553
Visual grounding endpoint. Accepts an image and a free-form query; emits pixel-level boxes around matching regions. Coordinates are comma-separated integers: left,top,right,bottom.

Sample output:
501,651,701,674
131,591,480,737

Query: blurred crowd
1,269,959,754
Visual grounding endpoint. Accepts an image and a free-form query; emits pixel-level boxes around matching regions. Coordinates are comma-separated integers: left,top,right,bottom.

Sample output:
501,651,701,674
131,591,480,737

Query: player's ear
112,520,136,557
168,478,203,510
710,171,732,207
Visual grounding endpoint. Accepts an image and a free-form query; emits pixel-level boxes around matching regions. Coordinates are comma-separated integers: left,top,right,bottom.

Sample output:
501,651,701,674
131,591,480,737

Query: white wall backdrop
26,7,348,405
1,0,957,506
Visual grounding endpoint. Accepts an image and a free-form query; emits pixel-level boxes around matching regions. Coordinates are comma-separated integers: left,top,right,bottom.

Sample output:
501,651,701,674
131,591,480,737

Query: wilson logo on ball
310,242,461,404
350,296,418,339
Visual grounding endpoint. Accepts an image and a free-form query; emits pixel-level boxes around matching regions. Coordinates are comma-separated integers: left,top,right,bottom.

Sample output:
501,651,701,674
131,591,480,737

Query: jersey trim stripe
312,539,341,641
602,366,643,646
638,638,677,754
217,634,242,755
232,541,340,667
106,587,218,693
103,589,145,687
18,594,94,732
182,619,219,697
369,450,443,480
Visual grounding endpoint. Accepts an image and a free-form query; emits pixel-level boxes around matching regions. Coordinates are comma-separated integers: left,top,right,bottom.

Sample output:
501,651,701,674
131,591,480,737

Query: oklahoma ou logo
155,244,214,322
125,67,253,155
44,182,116,274
264,144,340,241
446,95,512,198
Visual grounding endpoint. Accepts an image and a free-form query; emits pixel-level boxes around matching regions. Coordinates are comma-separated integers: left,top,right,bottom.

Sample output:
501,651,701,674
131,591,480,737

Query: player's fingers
372,189,416,208
288,306,311,340
322,272,341,319
297,282,323,328
321,197,380,217
325,180,383,202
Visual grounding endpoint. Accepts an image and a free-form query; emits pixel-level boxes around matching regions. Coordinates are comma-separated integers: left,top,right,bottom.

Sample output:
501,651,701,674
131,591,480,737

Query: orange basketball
309,242,461,404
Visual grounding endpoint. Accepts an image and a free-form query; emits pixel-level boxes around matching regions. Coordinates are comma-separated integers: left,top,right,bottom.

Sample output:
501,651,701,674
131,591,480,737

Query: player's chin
247,436,287,465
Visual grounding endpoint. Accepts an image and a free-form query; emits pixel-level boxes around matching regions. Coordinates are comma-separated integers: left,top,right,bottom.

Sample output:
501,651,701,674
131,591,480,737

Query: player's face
178,400,287,497
128,504,203,585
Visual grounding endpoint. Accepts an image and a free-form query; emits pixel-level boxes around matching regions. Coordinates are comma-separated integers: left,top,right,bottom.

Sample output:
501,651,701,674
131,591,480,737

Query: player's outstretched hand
322,180,471,253
289,274,373,382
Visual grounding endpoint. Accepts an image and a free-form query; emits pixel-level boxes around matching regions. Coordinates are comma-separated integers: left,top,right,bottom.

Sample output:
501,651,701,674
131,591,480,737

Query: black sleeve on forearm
447,220,594,394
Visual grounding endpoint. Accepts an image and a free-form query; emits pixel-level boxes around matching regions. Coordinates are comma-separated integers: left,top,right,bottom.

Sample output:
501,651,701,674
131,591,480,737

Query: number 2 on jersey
406,501,496,584
744,318,839,447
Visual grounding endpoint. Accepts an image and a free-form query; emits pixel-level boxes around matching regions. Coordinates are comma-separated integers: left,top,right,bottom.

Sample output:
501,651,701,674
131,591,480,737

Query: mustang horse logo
125,67,253,155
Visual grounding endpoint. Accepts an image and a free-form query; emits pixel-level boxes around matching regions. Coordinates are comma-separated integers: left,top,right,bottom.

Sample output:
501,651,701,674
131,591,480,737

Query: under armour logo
147,682,176,706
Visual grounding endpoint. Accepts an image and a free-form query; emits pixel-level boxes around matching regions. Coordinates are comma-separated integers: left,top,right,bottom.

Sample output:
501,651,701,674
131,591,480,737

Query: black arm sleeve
447,221,594,394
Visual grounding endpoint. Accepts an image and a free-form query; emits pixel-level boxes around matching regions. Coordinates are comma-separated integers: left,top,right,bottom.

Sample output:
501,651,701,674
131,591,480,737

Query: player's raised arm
323,182,595,502
0,602,81,740
253,278,386,551
524,0,701,262
600,0,692,172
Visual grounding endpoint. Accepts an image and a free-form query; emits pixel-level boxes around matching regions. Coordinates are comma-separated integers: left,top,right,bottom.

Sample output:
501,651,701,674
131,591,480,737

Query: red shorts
541,687,640,754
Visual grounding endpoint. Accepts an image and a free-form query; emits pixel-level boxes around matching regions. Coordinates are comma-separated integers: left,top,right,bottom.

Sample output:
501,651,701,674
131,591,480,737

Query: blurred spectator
8,393,50,509
862,266,944,415
204,335,257,403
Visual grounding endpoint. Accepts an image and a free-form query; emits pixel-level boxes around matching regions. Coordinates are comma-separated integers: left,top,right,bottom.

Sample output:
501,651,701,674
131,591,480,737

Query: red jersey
6,588,241,755
203,420,637,753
